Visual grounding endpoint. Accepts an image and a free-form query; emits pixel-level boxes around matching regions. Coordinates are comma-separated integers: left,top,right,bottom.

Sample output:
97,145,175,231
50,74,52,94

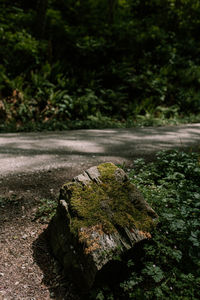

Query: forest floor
0,124,200,299
0,168,83,300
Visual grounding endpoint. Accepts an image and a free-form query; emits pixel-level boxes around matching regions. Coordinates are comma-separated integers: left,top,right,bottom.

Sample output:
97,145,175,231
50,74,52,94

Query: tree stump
48,162,158,291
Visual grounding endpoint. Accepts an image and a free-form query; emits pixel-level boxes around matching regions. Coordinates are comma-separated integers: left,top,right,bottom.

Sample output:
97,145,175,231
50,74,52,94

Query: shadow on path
32,228,82,300
0,124,200,176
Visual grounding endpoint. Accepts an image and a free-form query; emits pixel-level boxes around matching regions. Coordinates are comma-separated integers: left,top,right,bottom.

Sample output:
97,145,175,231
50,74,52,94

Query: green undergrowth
34,198,57,223
1,109,200,132
0,194,21,207
2,1,200,133
90,150,200,300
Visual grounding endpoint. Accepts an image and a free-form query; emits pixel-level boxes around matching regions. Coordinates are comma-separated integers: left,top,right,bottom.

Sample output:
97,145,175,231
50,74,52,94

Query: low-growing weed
34,198,57,223
0,194,21,207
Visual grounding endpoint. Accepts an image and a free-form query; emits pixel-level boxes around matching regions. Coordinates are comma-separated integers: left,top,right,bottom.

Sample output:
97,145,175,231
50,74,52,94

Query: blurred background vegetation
1,0,200,131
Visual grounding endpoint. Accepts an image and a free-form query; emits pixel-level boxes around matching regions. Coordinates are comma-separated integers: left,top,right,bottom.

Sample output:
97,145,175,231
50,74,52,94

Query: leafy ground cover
90,150,200,299
1,104,200,132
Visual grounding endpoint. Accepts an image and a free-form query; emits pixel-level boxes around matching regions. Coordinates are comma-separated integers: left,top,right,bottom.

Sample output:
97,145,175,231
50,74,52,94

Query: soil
0,167,93,300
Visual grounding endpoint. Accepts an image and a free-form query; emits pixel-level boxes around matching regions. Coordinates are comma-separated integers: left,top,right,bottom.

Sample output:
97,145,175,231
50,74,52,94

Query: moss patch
62,163,155,235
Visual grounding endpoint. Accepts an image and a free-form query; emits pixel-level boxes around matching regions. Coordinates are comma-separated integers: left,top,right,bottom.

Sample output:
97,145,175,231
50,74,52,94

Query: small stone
15,281,19,285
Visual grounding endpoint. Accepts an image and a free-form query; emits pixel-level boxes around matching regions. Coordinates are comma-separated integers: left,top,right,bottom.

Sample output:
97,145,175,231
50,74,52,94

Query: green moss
97,162,118,180
62,163,155,235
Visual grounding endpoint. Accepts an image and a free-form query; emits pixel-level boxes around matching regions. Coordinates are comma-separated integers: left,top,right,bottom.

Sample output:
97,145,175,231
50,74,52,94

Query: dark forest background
1,0,200,131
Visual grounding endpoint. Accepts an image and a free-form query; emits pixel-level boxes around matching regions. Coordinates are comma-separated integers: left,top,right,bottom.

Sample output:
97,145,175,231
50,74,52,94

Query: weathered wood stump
48,162,158,291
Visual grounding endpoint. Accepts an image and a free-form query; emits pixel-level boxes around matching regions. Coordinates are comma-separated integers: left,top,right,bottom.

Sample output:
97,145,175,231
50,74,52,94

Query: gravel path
0,123,200,177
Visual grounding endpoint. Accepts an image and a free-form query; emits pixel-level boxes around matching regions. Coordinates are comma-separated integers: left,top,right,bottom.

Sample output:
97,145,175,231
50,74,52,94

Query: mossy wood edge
49,162,158,290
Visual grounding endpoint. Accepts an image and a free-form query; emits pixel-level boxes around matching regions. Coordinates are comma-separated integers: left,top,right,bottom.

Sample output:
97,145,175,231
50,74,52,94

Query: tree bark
108,0,118,24
35,0,48,38
49,163,158,291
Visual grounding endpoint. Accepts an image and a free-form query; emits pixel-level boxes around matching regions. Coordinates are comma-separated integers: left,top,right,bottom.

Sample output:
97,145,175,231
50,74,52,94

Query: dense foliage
90,150,200,299
1,0,200,130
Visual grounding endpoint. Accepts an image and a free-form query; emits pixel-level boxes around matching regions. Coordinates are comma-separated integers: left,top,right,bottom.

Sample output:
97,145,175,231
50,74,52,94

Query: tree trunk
35,0,48,38
48,163,158,291
108,0,118,24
